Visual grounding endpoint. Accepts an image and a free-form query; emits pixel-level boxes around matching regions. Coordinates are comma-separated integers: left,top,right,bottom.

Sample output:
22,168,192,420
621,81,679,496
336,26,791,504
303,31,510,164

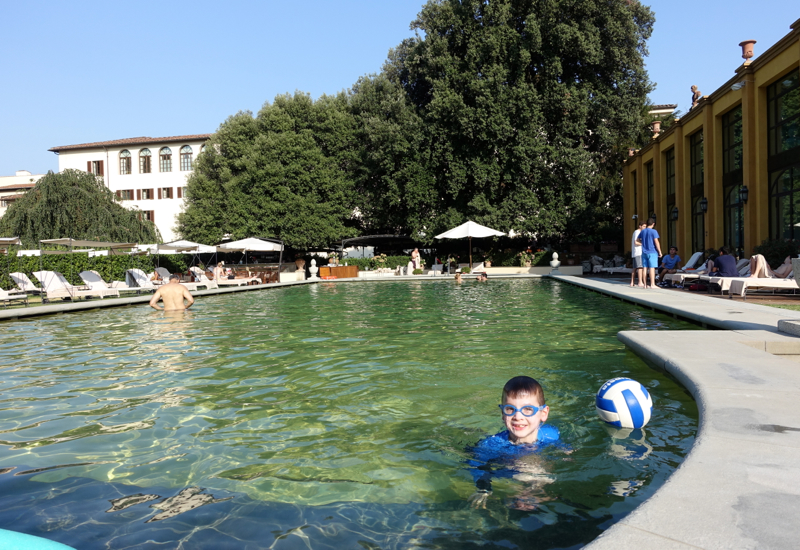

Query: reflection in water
145,487,232,522
0,280,698,549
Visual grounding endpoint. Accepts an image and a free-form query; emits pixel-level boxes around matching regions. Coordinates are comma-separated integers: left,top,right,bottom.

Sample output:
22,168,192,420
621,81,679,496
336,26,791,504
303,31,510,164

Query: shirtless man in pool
149,274,195,311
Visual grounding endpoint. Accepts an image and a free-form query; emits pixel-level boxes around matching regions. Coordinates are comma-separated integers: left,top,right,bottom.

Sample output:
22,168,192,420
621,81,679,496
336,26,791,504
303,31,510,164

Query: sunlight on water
0,279,698,548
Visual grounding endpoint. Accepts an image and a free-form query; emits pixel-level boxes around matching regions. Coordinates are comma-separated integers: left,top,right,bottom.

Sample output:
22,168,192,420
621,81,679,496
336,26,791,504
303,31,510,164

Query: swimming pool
0,279,698,549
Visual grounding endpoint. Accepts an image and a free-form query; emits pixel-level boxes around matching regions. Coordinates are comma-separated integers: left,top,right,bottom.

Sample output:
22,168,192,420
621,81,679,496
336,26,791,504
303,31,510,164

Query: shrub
461,266,471,274
753,239,800,268
412,268,423,275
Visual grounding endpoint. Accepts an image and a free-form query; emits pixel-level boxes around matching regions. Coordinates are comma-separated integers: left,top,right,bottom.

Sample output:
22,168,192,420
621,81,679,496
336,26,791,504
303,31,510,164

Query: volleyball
596,378,653,429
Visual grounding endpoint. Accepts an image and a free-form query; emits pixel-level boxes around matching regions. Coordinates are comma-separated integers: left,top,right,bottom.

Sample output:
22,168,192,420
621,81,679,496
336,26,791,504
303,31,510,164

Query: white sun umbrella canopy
435,221,505,268
217,237,284,269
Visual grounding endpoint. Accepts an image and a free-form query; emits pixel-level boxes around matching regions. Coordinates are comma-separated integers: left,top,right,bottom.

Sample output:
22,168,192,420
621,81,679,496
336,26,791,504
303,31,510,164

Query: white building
49,134,211,242
0,170,45,218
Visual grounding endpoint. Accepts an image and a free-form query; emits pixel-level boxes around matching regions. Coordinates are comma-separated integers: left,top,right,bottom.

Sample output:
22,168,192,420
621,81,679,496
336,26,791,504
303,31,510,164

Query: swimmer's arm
183,288,195,309
149,290,163,310
468,468,493,508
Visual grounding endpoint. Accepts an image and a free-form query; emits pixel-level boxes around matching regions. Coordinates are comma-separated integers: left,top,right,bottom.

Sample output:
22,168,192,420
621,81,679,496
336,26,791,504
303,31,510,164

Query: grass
762,303,800,311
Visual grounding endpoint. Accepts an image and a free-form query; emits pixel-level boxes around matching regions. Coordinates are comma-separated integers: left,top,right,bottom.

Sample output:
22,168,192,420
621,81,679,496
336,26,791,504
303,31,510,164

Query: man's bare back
149,276,195,311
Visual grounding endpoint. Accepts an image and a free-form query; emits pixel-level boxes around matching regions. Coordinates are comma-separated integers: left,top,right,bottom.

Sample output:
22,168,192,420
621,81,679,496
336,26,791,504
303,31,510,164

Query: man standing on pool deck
630,220,646,287
636,218,662,289
149,274,195,311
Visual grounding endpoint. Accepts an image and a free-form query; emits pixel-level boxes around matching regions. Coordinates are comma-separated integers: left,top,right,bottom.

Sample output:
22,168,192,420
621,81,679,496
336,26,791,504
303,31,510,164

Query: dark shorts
632,255,643,269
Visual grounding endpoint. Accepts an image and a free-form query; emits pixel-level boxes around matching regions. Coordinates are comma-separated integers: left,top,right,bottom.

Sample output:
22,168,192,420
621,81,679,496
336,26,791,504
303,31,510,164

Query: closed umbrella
435,221,505,269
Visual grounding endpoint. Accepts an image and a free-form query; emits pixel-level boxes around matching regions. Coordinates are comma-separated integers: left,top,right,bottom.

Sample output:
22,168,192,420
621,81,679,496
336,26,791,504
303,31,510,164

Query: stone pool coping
551,275,800,550
4,274,799,548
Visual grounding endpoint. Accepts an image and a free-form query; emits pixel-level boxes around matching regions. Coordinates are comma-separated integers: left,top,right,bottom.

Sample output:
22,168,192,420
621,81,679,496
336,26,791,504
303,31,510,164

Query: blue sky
1,1,797,176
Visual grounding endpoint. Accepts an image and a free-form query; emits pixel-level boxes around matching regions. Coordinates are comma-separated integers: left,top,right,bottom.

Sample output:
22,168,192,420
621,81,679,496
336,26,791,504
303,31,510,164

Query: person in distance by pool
467,376,561,509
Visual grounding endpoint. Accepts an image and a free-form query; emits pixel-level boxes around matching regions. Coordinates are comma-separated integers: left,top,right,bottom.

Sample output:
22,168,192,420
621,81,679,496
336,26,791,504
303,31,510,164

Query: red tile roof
0,183,36,191
0,194,25,200
49,134,212,152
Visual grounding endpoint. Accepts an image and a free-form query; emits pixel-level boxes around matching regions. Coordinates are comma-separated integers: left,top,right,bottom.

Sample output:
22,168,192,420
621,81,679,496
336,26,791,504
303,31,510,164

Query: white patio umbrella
435,221,505,268
217,237,284,270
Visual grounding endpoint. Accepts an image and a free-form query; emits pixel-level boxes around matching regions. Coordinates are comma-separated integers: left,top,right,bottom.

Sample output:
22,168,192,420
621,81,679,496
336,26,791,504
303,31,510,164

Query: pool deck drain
2,274,800,548
551,275,800,550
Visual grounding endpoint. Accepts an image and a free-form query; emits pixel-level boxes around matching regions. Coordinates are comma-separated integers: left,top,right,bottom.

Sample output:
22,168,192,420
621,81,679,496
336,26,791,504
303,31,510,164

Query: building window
690,131,704,253
768,69,800,241
138,210,155,222
140,149,152,174
116,189,135,201
646,161,653,207
87,160,104,176
665,149,675,196
160,147,172,172
120,150,132,175
768,69,800,157
692,196,705,254
722,106,744,254
664,148,676,250
180,145,193,171
139,188,154,200
158,187,173,199
631,171,638,219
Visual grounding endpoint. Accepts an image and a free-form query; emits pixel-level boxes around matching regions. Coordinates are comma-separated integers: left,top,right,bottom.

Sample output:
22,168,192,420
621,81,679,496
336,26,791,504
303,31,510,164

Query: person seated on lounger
710,247,739,277
772,256,794,278
149,274,195,311
658,247,682,281
747,254,792,279
213,262,225,281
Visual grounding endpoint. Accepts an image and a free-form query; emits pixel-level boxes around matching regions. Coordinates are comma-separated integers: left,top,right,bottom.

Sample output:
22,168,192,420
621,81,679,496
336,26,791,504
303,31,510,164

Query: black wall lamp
699,197,708,214
739,185,749,204
671,206,679,221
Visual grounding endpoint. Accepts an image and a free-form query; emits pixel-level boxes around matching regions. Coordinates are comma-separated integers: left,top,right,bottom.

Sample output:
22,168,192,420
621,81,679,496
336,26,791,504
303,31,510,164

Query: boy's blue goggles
499,404,546,417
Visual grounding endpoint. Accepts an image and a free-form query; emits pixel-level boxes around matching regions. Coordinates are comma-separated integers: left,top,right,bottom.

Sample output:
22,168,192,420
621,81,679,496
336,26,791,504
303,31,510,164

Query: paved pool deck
2,274,799,548
551,275,800,550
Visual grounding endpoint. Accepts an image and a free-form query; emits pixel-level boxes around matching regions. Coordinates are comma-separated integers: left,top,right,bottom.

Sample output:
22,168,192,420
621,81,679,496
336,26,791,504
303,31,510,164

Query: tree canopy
179,0,655,247
177,93,359,248
0,169,161,247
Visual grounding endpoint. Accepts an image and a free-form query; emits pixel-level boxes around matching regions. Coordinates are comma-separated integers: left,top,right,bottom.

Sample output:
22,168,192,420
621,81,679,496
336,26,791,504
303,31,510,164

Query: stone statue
550,252,561,274
309,259,319,279
690,85,702,110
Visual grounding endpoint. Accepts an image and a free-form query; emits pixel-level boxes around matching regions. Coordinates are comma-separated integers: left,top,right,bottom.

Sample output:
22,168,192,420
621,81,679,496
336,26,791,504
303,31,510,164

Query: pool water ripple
0,279,698,549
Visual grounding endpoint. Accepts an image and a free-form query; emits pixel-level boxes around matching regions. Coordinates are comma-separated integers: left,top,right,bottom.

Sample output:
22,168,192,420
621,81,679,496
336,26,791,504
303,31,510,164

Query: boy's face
669,248,677,256
501,392,549,444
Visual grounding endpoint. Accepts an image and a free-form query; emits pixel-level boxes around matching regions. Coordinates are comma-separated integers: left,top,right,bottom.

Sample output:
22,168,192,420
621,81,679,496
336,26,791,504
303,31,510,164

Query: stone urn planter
485,261,492,268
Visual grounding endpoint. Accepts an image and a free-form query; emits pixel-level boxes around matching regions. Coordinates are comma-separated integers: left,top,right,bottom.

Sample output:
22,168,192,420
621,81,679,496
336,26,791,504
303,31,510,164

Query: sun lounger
80,270,141,297
10,272,43,295
189,266,251,287
699,261,752,294
0,288,28,307
678,251,704,272
155,267,173,281
729,277,799,299
32,270,101,301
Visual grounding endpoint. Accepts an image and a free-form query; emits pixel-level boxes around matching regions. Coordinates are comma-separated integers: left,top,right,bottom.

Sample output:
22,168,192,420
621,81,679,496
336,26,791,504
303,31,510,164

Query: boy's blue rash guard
468,425,561,491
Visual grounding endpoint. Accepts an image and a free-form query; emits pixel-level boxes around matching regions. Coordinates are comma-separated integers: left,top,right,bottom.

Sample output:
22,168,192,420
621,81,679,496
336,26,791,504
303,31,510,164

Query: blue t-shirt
714,254,739,277
468,425,561,489
661,254,681,269
638,227,660,255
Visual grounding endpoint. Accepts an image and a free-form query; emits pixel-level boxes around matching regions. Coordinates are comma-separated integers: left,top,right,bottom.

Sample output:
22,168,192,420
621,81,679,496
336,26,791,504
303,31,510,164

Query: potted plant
413,268,423,275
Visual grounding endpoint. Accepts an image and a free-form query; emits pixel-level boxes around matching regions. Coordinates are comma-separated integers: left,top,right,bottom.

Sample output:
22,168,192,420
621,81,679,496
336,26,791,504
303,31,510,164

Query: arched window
119,150,131,175
160,147,172,172
180,145,193,171
139,148,152,174
200,144,206,154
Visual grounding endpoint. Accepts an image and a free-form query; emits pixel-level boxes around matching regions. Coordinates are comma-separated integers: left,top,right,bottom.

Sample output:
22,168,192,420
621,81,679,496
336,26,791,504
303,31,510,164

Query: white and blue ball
596,378,653,429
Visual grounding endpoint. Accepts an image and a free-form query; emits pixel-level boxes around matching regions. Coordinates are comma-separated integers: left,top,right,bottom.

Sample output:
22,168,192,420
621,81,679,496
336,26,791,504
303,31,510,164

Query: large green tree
177,93,359,248
382,0,654,240
0,169,160,247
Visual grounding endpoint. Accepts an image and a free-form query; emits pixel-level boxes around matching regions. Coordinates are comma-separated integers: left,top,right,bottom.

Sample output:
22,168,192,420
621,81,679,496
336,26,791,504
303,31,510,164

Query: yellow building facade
624,19,800,259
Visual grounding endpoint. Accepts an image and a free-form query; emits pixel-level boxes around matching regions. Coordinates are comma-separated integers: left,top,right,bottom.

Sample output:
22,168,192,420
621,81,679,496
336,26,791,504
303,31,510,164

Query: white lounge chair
729,276,798,299
677,251,704,272
128,268,208,292
700,260,752,294
0,287,28,307
80,270,140,297
10,272,43,295
32,270,101,301
155,267,173,281
126,269,158,291
189,266,249,287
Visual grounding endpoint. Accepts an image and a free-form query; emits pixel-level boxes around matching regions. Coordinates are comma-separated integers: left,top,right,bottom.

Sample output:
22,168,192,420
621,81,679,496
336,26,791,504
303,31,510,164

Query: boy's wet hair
502,376,545,405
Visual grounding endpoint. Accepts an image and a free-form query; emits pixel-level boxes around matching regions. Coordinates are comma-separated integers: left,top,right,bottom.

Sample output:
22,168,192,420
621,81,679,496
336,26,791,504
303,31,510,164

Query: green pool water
0,279,699,549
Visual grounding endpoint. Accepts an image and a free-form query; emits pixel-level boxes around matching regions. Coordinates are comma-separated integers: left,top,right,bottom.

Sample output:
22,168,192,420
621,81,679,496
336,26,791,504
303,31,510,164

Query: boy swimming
468,376,560,508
